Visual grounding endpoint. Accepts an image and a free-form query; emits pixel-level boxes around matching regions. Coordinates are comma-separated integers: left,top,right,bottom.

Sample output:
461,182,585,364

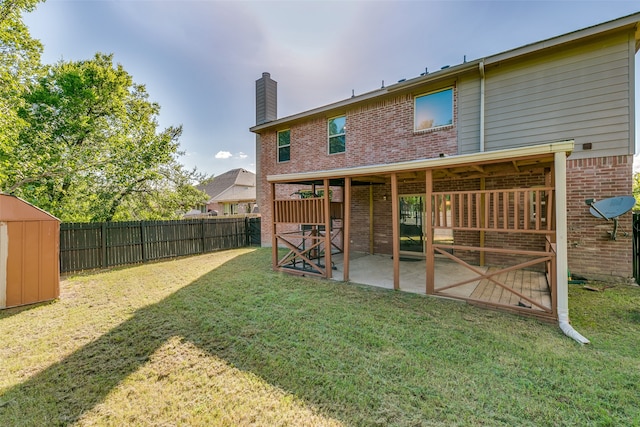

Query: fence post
201,219,206,254
101,222,107,268
245,217,249,246
140,221,147,262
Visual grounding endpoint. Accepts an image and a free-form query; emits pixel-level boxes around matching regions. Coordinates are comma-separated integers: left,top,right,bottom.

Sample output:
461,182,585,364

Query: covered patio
267,141,582,334
330,252,552,319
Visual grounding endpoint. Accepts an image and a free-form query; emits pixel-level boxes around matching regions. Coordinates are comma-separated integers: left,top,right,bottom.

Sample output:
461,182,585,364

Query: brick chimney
255,72,277,125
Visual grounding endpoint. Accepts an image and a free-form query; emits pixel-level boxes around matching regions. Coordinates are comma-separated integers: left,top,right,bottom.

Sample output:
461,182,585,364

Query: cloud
215,151,248,160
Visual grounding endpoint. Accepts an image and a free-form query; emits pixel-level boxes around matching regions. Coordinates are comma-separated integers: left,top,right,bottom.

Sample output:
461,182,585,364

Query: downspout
479,61,485,152
554,151,589,344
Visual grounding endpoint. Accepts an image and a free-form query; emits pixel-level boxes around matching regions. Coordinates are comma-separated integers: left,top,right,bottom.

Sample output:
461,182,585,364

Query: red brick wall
259,87,459,247
566,155,633,281
257,85,635,281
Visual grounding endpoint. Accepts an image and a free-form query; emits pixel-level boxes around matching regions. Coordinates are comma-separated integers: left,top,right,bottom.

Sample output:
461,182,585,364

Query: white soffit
267,141,574,183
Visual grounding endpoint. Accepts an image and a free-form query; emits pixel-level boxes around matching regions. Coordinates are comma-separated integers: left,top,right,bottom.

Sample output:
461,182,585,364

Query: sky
23,0,640,179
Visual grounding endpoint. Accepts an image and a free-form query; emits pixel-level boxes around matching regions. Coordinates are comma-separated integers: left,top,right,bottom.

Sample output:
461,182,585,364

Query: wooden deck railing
273,199,343,224
432,187,554,234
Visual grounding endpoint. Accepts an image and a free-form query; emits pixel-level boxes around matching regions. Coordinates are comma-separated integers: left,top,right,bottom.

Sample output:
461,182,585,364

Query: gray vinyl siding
482,30,634,158
457,75,481,154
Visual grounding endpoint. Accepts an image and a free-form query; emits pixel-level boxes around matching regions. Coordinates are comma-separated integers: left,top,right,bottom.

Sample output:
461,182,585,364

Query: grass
1,248,639,426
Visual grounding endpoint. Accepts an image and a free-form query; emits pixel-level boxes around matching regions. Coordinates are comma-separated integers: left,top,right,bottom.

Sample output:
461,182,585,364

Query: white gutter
479,61,485,152
554,151,590,344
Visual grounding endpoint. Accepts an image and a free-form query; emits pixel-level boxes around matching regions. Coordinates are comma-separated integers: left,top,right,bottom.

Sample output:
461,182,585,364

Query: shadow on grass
0,299,58,320
2,249,639,425
0,250,355,424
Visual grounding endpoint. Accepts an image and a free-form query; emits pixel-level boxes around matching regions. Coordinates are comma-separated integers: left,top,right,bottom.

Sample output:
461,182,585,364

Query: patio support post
343,177,351,281
323,178,332,279
554,151,589,344
480,177,486,266
391,173,400,290
271,182,278,270
425,169,434,294
369,185,374,253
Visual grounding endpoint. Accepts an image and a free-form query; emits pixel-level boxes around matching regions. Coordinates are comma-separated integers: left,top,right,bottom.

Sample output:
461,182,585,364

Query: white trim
554,151,589,344
328,115,346,155
0,222,8,309
268,140,574,183
413,87,454,132
277,129,291,163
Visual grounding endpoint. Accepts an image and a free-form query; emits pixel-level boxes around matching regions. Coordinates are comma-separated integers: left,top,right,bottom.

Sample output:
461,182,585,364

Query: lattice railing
273,199,343,224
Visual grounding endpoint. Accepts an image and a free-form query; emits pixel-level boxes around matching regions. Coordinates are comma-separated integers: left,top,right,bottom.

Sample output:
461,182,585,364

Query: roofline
485,11,640,65
250,12,640,133
209,184,256,202
267,141,574,183
250,60,478,133
0,193,61,221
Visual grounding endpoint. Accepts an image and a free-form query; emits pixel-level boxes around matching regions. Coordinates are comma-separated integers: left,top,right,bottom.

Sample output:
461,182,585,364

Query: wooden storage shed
0,194,60,309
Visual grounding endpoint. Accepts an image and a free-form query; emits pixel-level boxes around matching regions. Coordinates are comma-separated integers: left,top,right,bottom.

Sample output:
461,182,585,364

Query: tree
5,53,207,221
633,171,640,210
0,0,44,184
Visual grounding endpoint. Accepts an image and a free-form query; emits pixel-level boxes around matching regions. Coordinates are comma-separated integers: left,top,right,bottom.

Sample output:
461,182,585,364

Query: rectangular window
328,115,346,154
277,129,290,162
414,88,453,132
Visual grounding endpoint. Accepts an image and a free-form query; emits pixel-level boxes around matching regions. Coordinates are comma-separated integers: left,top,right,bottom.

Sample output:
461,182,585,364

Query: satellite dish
586,196,635,240
588,196,635,220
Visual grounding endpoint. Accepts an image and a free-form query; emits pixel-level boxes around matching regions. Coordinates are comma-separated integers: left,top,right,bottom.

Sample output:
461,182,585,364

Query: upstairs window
328,115,346,154
277,129,290,162
414,88,453,132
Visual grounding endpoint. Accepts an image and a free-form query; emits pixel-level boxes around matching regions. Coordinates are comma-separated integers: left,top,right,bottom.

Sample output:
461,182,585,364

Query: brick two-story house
250,13,640,342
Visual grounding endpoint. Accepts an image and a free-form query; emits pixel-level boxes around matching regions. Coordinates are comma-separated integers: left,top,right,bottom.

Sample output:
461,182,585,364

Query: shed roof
0,194,60,222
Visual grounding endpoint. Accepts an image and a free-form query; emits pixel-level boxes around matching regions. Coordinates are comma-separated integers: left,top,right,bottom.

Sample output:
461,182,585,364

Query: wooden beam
271,182,278,271
425,169,434,294
512,160,521,172
343,177,351,281
323,178,332,279
480,177,485,266
369,185,374,254
391,173,400,290
353,176,386,184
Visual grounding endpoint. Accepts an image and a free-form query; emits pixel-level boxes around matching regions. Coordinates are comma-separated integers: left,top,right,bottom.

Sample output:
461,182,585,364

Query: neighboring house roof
197,168,256,204
250,11,640,134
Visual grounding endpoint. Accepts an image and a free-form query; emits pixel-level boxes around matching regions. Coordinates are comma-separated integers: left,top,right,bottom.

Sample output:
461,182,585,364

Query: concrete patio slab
330,252,487,297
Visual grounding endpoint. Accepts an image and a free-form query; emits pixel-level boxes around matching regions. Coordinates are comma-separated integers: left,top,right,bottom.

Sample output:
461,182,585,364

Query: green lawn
1,248,639,426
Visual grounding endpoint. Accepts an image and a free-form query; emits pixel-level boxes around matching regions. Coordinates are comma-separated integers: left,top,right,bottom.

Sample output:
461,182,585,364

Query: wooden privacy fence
60,217,261,273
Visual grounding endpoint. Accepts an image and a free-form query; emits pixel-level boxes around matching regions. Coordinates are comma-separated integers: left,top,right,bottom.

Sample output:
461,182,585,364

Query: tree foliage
0,0,44,184
1,2,208,222
4,53,207,221
633,171,640,210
